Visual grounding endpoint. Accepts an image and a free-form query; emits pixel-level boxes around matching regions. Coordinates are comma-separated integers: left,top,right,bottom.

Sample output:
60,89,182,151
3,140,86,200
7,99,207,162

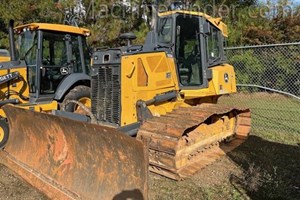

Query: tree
0,0,65,48
225,0,300,46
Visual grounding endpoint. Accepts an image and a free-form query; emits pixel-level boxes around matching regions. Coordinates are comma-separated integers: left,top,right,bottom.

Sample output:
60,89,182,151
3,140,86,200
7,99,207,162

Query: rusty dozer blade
0,105,148,200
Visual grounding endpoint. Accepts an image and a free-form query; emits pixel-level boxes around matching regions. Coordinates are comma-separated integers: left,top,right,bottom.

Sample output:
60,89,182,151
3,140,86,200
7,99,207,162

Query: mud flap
0,105,148,200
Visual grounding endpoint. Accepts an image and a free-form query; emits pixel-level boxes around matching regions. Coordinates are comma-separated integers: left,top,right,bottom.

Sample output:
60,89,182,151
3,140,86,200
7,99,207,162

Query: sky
260,0,300,4
290,0,300,4
285,0,299,4
294,0,300,4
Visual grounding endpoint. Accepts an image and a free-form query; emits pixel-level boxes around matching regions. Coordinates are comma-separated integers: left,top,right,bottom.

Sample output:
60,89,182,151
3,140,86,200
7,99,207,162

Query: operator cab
156,11,227,88
14,23,91,101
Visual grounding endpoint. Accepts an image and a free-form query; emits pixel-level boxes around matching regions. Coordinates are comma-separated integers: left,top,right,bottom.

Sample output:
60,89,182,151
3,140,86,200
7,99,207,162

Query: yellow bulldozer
88,9,251,179
0,5,251,200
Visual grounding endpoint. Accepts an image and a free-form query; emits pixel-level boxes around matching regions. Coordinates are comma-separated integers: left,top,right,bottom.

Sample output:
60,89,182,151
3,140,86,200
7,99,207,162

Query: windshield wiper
156,42,174,49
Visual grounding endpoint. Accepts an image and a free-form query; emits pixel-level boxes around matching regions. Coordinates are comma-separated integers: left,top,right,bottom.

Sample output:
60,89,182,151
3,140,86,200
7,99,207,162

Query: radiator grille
91,65,121,126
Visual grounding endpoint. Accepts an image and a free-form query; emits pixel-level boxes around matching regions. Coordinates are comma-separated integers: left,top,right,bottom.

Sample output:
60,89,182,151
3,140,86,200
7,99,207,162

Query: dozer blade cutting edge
0,105,148,200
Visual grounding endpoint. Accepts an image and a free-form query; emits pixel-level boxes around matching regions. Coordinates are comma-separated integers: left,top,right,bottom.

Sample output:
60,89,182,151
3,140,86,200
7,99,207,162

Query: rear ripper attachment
0,105,148,200
137,104,251,180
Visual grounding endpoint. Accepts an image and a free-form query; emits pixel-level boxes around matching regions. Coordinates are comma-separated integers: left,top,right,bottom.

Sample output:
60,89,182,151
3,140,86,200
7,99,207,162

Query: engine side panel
120,52,180,126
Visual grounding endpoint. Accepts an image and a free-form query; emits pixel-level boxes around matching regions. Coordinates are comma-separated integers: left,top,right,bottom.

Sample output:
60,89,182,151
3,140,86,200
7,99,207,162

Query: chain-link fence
219,43,300,141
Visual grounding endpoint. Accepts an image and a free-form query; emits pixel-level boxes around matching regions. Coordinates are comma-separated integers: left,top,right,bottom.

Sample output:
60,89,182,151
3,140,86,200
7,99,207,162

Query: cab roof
15,23,91,36
159,10,228,37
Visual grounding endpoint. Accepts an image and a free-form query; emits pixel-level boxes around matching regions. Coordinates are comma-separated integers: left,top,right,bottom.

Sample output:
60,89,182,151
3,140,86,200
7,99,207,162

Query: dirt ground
0,165,47,200
0,134,299,200
0,156,243,200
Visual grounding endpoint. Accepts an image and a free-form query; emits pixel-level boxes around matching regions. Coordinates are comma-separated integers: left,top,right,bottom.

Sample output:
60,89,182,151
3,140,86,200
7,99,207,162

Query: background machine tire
61,85,91,113
0,119,9,149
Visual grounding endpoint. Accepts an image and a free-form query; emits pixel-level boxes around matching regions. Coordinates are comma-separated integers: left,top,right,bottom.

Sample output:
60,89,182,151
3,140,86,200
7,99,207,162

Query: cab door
39,32,87,96
174,15,208,88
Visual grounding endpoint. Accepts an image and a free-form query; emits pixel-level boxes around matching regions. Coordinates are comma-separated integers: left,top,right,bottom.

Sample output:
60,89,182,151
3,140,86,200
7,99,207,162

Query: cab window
158,17,173,44
42,32,67,66
71,35,83,73
41,31,68,94
206,24,221,64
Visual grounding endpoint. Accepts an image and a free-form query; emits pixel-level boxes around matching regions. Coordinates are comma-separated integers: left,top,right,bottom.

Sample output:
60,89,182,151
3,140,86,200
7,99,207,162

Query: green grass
219,92,300,144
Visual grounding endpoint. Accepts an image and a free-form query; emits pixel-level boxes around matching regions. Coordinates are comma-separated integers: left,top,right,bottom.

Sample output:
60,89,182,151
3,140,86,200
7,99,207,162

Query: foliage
227,45,300,95
224,0,300,45
1,0,300,47
228,49,264,84
0,0,65,48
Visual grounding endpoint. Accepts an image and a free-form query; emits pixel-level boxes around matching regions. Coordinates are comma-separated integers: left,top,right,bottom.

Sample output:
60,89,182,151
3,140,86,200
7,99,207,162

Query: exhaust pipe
8,20,16,61
151,1,158,34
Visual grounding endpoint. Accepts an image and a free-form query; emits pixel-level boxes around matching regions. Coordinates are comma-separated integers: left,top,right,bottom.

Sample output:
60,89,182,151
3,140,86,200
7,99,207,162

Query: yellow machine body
0,67,57,117
14,23,90,36
0,67,29,103
120,53,236,126
0,56,10,62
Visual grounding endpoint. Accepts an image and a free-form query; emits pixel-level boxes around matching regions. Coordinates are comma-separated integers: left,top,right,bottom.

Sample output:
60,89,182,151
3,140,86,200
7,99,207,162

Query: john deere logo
224,73,229,83
60,67,69,75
